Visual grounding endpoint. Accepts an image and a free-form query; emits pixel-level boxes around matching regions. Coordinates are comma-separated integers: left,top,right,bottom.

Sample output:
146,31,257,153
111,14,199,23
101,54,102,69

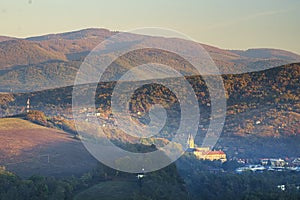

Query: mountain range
1,28,300,92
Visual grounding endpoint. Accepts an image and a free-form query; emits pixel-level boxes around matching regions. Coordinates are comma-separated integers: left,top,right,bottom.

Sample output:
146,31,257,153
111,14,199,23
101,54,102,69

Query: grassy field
0,118,98,177
0,118,47,130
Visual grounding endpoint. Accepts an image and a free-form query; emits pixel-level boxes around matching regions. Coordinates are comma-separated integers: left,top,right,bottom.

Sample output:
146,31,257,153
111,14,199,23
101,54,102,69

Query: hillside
0,118,98,177
0,60,80,92
0,36,15,42
2,63,299,135
74,179,187,200
0,63,299,159
0,116,188,199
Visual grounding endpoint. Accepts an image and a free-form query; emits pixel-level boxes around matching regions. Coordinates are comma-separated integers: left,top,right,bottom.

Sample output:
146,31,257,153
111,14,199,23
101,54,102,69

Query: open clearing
0,118,98,177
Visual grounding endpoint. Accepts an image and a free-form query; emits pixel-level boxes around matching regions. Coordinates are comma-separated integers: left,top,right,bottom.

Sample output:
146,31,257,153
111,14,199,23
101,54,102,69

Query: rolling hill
0,40,66,69
0,117,98,178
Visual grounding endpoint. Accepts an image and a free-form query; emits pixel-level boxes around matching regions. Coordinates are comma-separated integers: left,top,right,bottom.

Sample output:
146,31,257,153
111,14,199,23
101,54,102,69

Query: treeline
186,171,300,200
0,167,75,200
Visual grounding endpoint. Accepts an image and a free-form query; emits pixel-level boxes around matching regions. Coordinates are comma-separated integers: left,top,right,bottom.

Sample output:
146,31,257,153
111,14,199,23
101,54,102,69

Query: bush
26,110,48,126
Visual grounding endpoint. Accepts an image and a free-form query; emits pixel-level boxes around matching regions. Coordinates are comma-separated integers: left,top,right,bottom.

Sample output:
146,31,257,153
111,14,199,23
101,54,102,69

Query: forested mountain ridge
1,28,300,92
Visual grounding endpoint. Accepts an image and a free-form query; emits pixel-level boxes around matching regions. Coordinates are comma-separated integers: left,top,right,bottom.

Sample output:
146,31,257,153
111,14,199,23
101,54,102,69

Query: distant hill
0,28,300,92
27,28,115,55
231,48,300,61
0,40,66,69
0,60,80,92
27,28,114,41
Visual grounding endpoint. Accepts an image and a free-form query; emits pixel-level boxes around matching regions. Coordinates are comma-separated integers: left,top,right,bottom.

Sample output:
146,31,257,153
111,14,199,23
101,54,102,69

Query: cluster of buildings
78,107,115,127
187,134,227,163
235,157,300,173
277,184,300,191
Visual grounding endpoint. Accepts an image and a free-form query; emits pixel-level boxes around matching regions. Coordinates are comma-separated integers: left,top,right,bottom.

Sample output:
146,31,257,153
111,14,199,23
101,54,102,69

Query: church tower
187,134,195,149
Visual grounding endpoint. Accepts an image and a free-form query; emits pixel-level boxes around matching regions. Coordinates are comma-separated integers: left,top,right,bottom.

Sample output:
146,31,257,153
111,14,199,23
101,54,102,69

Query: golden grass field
0,118,98,177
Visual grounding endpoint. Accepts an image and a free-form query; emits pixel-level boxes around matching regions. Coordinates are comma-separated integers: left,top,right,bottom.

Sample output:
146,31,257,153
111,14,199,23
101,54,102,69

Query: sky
1,0,300,54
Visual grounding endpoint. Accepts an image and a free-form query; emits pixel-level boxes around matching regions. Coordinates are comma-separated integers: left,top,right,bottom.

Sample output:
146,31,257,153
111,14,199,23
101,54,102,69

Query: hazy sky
1,0,300,54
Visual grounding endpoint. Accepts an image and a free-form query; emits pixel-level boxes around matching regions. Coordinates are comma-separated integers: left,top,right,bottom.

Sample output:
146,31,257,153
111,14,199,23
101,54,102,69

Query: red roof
207,151,225,155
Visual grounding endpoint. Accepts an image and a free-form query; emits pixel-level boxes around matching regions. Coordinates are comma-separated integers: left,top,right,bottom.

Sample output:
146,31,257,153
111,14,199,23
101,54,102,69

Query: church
187,134,227,163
